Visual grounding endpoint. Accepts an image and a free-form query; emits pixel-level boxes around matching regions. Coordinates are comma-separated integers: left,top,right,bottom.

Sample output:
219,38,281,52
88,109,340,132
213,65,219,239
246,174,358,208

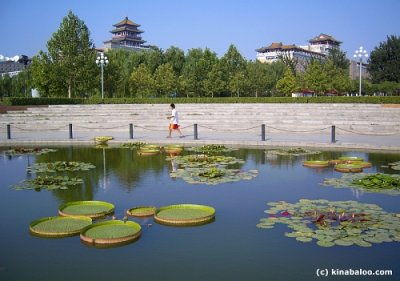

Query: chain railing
2,122,400,144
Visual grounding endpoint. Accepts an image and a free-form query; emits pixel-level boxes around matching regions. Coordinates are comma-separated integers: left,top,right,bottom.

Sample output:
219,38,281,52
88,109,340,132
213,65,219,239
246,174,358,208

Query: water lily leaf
334,239,353,246
296,236,313,242
317,240,335,247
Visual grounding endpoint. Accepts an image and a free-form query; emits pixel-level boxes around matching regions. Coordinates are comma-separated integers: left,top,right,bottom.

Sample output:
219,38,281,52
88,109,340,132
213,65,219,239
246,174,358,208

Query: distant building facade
103,17,150,51
256,33,341,71
349,60,370,80
0,55,31,77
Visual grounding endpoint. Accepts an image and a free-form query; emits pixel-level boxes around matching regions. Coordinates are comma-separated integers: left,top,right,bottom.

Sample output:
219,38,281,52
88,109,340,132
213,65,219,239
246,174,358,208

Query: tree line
0,11,399,99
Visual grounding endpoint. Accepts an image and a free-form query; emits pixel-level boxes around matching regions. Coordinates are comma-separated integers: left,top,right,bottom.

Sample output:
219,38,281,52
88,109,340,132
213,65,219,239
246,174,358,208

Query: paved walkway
1,126,399,152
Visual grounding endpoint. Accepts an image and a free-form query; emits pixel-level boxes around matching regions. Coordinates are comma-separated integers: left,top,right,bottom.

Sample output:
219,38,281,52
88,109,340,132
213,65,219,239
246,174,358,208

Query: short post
7,124,11,139
129,123,134,139
69,124,73,139
194,123,198,140
331,125,336,143
261,124,266,141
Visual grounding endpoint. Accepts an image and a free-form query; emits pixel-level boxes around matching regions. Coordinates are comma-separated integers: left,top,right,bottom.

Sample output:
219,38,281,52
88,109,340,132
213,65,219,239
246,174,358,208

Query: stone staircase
0,103,399,135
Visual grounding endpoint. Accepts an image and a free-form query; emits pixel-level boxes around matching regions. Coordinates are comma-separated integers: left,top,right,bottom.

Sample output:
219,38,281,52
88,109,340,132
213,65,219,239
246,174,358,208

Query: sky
0,0,399,60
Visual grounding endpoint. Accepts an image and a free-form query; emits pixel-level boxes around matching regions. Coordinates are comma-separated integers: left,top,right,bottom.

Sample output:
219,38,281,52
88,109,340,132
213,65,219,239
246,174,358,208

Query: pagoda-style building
307,33,341,55
103,17,150,51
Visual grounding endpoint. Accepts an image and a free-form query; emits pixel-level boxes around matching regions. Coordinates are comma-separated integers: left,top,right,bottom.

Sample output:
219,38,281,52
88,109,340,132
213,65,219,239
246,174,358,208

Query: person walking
166,103,184,138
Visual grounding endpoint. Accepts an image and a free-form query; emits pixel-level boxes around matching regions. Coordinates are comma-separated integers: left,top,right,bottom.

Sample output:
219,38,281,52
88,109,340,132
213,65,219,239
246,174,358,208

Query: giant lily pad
323,173,400,195
303,161,329,168
154,204,215,226
30,216,92,238
334,163,364,173
80,220,141,247
14,175,83,191
59,201,115,218
27,161,95,173
257,199,400,247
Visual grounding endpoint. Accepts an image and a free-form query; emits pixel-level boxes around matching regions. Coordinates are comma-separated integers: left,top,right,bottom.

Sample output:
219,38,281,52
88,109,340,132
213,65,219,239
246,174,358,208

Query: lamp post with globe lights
96,52,108,100
353,46,368,96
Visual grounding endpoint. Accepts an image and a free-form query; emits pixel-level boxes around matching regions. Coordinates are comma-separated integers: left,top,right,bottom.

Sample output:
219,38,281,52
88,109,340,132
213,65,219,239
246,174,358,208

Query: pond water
0,146,399,281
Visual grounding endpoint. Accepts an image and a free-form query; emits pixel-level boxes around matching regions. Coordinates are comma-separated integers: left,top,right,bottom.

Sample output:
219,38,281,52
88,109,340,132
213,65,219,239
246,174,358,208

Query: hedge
2,96,400,106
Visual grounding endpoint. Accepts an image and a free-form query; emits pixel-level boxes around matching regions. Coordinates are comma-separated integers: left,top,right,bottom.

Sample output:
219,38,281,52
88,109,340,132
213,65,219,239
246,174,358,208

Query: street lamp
353,46,368,96
96,52,108,99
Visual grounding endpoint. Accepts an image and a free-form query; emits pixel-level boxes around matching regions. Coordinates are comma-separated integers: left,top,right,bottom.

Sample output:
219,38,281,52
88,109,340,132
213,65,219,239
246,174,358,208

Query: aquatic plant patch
323,173,400,195
14,175,83,191
187,144,234,155
30,216,92,237
266,148,321,156
171,167,258,185
27,161,96,173
382,161,400,171
59,201,115,218
121,142,147,149
95,136,113,143
167,154,245,168
257,199,400,247
5,147,57,155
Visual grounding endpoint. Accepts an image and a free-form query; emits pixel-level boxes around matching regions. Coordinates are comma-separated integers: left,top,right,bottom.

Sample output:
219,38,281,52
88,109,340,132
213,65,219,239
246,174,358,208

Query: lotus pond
0,145,399,281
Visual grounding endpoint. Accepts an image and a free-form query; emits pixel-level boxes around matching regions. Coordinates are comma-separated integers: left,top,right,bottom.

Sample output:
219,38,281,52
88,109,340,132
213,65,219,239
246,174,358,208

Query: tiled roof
309,33,341,44
113,17,140,27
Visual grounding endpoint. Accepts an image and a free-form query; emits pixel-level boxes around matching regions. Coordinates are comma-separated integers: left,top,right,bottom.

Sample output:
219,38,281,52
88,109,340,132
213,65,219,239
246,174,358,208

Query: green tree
130,64,154,98
164,46,185,76
327,48,349,70
228,71,248,97
368,35,400,83
145,47,165,74
153,63,177,97
246,61,270,97
30,10,97,98
276,68,299,96
303,60,328,95
204,62,226,97
278,53,298,75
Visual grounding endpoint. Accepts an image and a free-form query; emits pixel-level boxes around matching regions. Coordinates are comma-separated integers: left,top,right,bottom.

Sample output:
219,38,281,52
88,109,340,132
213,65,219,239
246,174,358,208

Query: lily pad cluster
382,161,400,171
171,167,258,185
187,144,233,155
167,154,245,168
27,161,96,173
14,175,83,191
266,148,321,156
121,142,147,149
323,173,400,195
5,147,57,155
257,199,400,247
169,145,257,185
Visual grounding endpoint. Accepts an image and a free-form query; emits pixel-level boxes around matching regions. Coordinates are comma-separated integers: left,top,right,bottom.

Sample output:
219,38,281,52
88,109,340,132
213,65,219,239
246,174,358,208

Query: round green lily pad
334,163,364,173
126,206,156,217
303,161,329,168
59,201,115,218
30,216,92,238
80,220,141,246
154,204,215,226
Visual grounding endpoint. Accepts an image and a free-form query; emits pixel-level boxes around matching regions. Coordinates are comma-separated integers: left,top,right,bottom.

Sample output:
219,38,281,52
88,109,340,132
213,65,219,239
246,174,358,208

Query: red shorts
170,124,179,129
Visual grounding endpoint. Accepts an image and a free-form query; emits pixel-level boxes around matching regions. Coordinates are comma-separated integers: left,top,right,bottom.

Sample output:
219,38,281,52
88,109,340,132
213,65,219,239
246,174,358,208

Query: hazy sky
1,0,399,60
